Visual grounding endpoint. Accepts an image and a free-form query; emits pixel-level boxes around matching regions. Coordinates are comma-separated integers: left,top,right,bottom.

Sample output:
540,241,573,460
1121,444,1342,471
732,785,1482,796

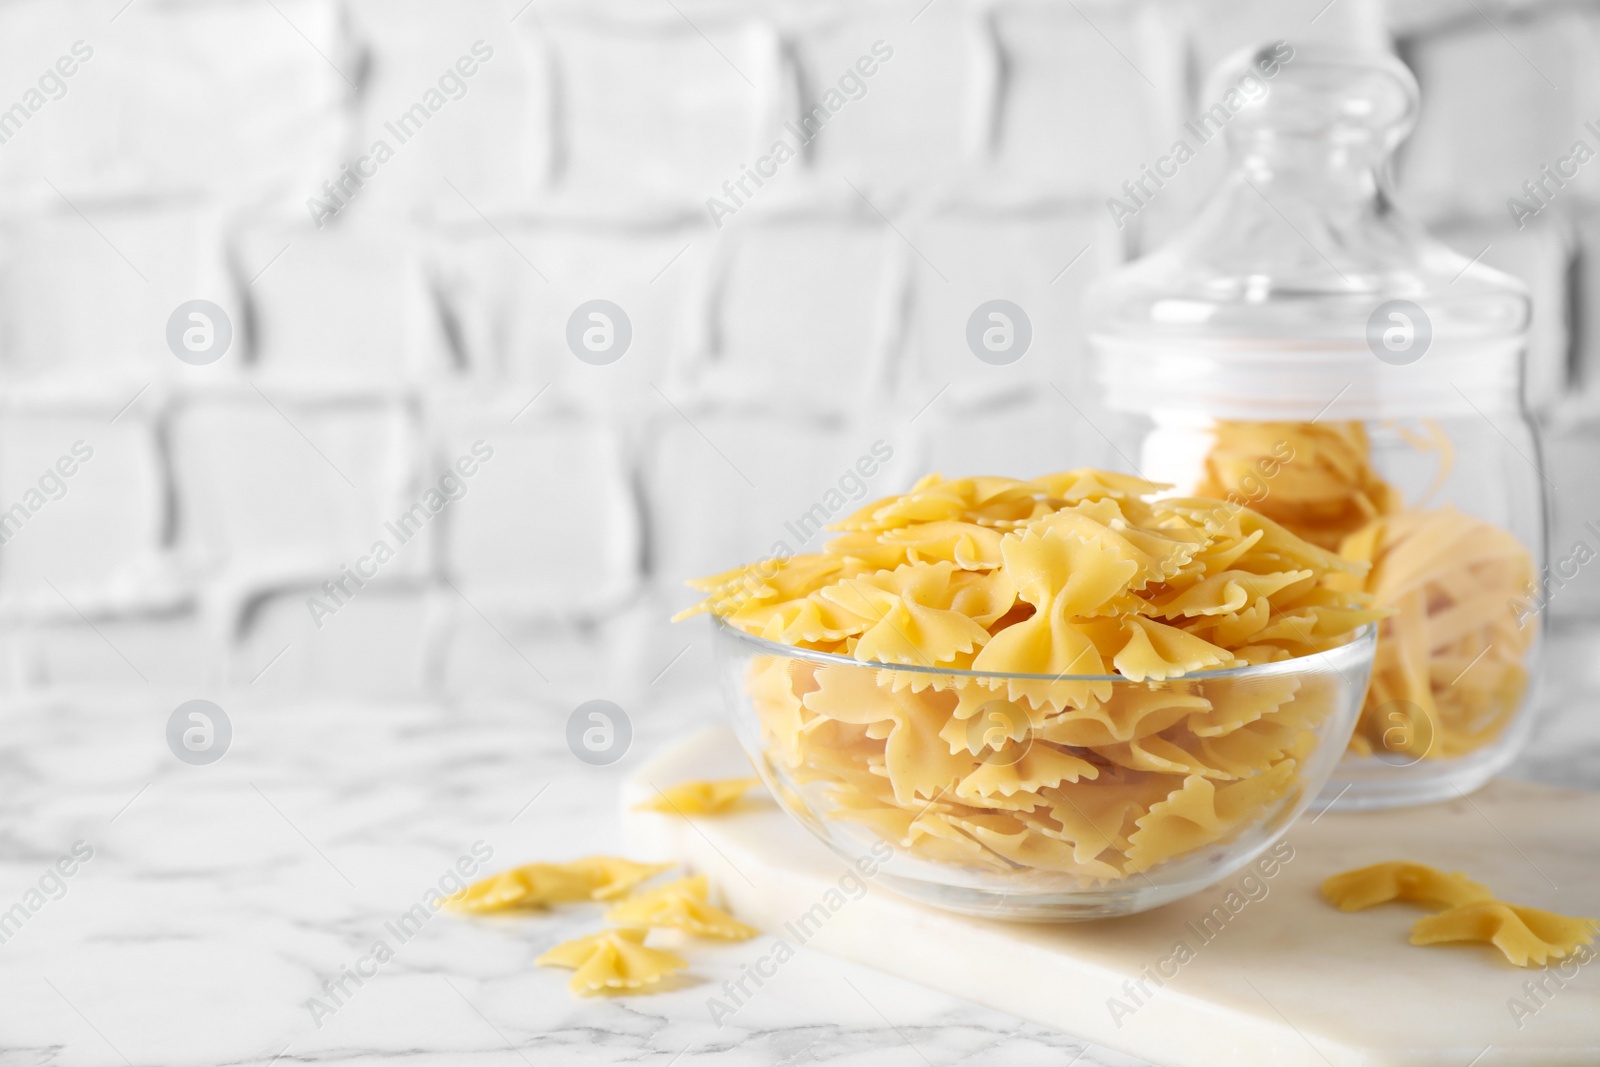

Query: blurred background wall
3,0,1598,700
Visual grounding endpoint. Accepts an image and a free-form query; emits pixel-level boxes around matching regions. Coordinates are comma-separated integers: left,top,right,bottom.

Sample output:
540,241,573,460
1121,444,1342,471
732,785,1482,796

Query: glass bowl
713,617,1377,921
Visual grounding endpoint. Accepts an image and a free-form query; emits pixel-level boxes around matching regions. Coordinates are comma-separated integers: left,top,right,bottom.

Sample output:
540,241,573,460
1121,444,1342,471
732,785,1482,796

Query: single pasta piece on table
448,856,673,911
535,928,688,995
634,777,763,815
605,874,758,940
1410,902,1598,968
1320,861,1493,911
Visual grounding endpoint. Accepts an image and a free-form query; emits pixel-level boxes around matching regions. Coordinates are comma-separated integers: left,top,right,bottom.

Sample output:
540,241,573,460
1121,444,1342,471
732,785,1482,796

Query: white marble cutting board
621,727,1600,1067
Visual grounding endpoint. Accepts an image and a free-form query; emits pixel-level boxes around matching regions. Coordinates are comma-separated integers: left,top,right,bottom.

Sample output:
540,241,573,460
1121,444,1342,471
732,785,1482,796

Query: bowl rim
710,615,1377,683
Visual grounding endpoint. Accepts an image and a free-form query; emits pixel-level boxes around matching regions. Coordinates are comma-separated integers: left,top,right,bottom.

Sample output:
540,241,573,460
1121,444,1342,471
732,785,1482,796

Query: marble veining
1,625,1596,1066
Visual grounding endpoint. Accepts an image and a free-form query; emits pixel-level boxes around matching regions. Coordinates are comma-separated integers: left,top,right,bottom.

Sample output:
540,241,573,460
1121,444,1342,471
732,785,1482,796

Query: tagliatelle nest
1197,421,1536,760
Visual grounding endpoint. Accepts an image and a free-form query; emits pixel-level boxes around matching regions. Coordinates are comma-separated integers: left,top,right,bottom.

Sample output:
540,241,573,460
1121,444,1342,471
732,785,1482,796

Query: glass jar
1086,46,1544,810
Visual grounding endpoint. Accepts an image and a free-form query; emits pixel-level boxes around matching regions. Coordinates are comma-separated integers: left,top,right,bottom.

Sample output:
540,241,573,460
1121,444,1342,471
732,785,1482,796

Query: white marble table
3,620,1596,1067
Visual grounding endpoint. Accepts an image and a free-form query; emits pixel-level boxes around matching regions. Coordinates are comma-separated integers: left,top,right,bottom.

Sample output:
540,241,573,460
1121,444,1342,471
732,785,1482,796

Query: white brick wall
6,0,1600,695
0,202,228,387
0,0,346,205
703,215,901,409
1396,5,1600,219
990,2,1181,201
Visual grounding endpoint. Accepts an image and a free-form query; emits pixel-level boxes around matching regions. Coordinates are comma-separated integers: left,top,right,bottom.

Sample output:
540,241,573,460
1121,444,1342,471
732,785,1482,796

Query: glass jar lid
1087,46,1530,421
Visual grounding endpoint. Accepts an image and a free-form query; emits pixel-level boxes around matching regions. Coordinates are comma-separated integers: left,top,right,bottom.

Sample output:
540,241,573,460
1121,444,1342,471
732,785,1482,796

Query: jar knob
1205,44,1420,160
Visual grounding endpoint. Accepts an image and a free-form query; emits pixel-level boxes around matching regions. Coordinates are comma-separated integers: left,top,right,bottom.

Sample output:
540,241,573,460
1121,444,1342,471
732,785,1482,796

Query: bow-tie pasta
1410,902,1598,968
1321,861,1493,911
1321,861,1598,967
536,928,688,995
447,856,673,911
680,469,1382,884
634,777,762,816
604,875,758,940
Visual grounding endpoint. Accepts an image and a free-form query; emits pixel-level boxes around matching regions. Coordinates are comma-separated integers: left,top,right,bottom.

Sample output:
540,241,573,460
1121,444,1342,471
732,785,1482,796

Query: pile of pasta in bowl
679,470,1384,920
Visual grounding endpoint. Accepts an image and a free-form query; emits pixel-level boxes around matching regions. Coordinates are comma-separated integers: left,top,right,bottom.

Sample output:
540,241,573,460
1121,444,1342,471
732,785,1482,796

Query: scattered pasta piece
449,856,673,912
1321,861,1493,911
635,777,763,815
447,864,596,912
1320,861,1598,968
535,928,688,995
605,874,758,940
1410,902,1599,968
564,857,677,902
681,469,1380,882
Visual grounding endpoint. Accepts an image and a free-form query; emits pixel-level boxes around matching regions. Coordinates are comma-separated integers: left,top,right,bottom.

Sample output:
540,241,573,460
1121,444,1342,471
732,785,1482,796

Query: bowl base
1313,741,1519,812
871,870,1228,923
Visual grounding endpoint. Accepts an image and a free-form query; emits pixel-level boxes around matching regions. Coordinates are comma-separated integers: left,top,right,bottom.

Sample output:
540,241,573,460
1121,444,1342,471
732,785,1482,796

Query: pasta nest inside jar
679,469,1383,883
1196,420,1536,760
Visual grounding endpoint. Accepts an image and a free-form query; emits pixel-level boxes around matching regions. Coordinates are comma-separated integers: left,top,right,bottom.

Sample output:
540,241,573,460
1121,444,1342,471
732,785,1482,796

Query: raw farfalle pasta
682,469,1380,883
569,857,679,902
1410,902,1599,968
1321,861,1492,911
535,928,688,995
448,856,673,912
634,777,763,815
1321,860,1598,967
605,875,758,940
1196,420,1534,759
453,858,762,997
